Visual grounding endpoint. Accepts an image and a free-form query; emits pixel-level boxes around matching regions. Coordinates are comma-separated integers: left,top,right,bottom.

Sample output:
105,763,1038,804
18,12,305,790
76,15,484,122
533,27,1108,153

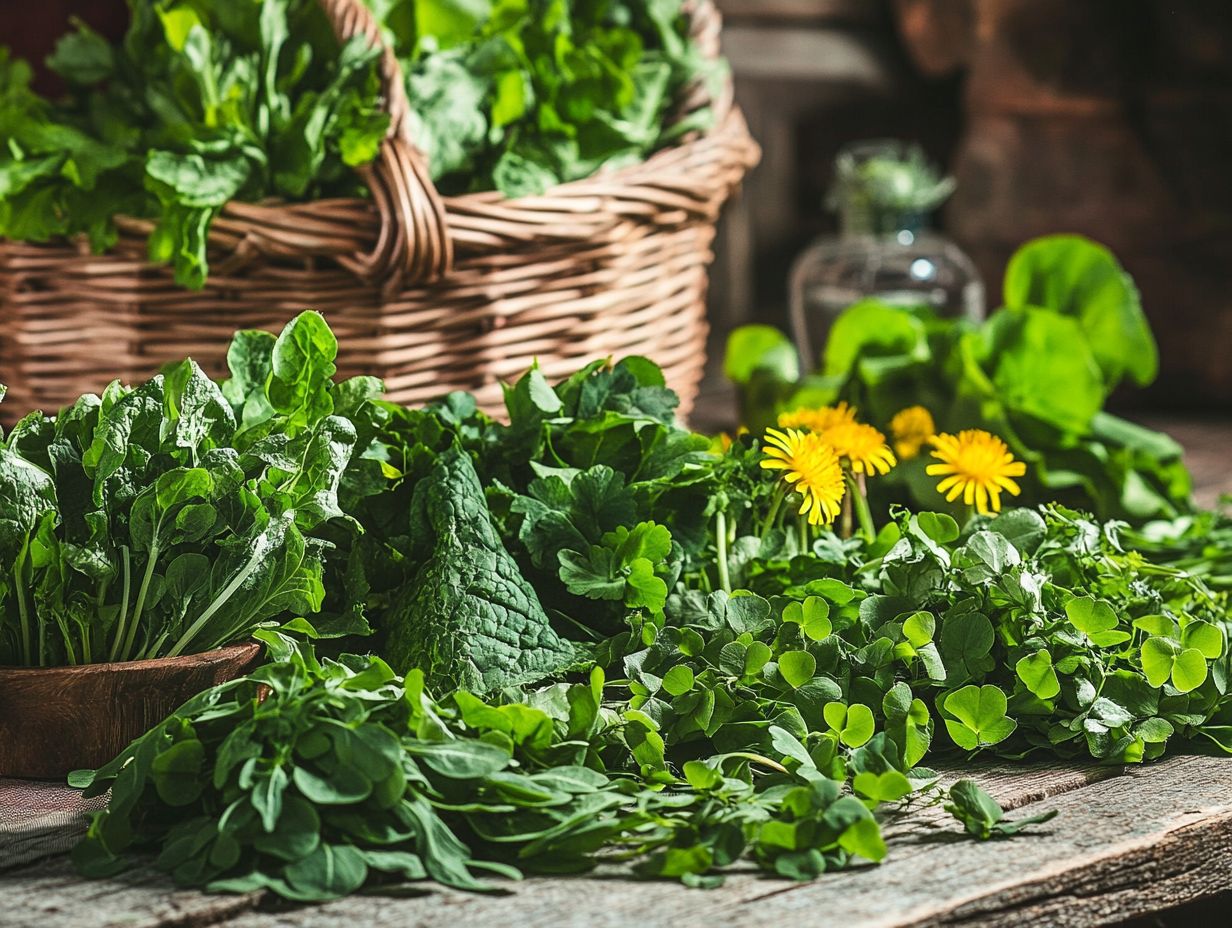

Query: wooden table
3,755,1232,928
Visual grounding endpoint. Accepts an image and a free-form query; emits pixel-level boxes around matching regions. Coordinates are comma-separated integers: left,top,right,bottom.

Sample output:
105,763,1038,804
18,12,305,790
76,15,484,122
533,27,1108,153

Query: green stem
797,515,810,554
759,486,786,540
715,511,732,594
121,544,159,662
168,544,267,657
847,471,876,543
840,472,854,540
13,565,32,665
108,545,133,663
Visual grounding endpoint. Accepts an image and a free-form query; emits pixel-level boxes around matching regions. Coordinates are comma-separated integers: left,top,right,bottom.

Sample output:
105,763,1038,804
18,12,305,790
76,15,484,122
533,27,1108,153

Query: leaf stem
121,544,159,661
13,565,32,666
759,486,786,540
108,545,133,663
168,543,267,657
715,511,732,594
840,469,854,540
847,471,876,543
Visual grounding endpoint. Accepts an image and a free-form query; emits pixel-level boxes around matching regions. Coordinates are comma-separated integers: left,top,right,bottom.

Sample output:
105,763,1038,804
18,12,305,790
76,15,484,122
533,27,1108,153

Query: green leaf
853,770,912,804
978,306,1105,433
943,685,1017,750
1182,621,1224,660
1065,596,1131,648
914,512,960,544
150,740,205,807
902,611,935,648
724,325,799,385
1015,650,1061,700
823,702,875,748
407,740,511,779
1004,234,1157,388
382,449,577,694
783,596,832,642
779,651,817,689
946,779,1057,840
283,843,369,901
662,665,695,697
1141,637,1208,693
823,299,929,378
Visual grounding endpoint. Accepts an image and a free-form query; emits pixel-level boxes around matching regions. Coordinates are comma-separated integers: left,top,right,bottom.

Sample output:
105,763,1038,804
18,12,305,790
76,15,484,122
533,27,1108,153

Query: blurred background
8,0,1232,410
707,0,1232,413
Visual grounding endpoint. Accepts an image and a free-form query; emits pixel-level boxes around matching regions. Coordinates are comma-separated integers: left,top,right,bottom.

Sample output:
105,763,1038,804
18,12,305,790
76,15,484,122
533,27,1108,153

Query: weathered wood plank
710,754,1232,928
209,761,1160,928
4,756,1228,928
0,857,260,928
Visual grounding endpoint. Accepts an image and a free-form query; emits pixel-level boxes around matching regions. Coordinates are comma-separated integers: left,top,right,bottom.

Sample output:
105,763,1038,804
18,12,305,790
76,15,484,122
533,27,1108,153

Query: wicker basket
0,0,758,423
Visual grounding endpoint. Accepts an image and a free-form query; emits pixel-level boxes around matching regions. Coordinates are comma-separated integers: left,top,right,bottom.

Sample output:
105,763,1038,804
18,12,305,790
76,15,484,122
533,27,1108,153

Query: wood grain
0,643,261,779
11,756,1227,928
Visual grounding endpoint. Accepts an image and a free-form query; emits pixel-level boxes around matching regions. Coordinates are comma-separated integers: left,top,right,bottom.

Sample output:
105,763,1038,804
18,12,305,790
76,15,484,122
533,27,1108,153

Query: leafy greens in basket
0,0,719,287
373,0,721,197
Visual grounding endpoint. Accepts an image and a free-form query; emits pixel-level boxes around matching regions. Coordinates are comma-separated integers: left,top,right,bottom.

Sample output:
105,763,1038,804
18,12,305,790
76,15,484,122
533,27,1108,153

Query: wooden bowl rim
0,640,263,678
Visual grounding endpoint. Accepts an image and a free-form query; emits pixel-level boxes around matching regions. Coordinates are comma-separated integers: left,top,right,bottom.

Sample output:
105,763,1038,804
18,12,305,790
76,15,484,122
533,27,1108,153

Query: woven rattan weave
0,0,758,421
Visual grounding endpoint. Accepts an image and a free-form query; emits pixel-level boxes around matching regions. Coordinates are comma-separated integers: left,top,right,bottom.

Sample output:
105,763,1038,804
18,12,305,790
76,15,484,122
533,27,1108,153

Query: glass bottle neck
839,204,930,239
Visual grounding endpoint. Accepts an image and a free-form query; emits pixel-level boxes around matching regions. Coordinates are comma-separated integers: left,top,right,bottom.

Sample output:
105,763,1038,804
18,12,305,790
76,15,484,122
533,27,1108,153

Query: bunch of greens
72,637,932,898
0,311,369,666
374,0,720,197
0,0,389,287
0,0,719,286
726,235,1192,522
62,308,1232,899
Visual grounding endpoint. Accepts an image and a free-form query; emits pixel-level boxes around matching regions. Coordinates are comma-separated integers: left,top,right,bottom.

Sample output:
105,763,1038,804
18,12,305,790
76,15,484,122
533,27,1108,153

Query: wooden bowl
0,643,263,779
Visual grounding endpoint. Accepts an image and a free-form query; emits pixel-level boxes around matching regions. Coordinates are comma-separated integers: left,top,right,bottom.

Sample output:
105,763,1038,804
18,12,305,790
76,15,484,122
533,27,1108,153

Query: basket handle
318,0,728,288
318,0,453,287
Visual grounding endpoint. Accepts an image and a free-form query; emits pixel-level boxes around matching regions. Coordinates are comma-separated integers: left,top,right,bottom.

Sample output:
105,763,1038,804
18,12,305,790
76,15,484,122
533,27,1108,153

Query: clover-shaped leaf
902,611,936,648
744,641,772,677
1015,650,1060,700
1182,621,1224,660
802,596,832,641
718,641,747,677
1140,637,1207,693
943,684,1017,750
1065,596,1130,648
779,650,817,689
662,665,695,696
823,701,875,747
1133,614,1178,638
853,769,913,805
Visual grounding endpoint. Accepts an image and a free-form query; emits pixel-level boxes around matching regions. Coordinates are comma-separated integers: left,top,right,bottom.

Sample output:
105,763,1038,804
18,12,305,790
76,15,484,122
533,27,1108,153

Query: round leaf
1015,650,1060,700
662,665,695,697
779,650,817,689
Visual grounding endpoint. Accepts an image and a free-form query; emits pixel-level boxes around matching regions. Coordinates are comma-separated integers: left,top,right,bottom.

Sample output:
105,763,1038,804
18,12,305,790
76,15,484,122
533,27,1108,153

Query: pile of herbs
0,311,368,666
62,310,1232,899
726,235,1192,523
0,0,717,287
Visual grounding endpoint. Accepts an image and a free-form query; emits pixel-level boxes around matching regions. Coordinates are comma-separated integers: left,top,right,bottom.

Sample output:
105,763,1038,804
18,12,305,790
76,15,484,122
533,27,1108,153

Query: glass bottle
789,140,985,372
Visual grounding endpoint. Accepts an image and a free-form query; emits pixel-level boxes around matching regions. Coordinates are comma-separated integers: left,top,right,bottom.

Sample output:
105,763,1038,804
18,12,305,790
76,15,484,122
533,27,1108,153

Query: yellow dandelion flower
926,429,1027,515
777,401,859,435
890,406,936,460
823,421,897,476
760,427,846,526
